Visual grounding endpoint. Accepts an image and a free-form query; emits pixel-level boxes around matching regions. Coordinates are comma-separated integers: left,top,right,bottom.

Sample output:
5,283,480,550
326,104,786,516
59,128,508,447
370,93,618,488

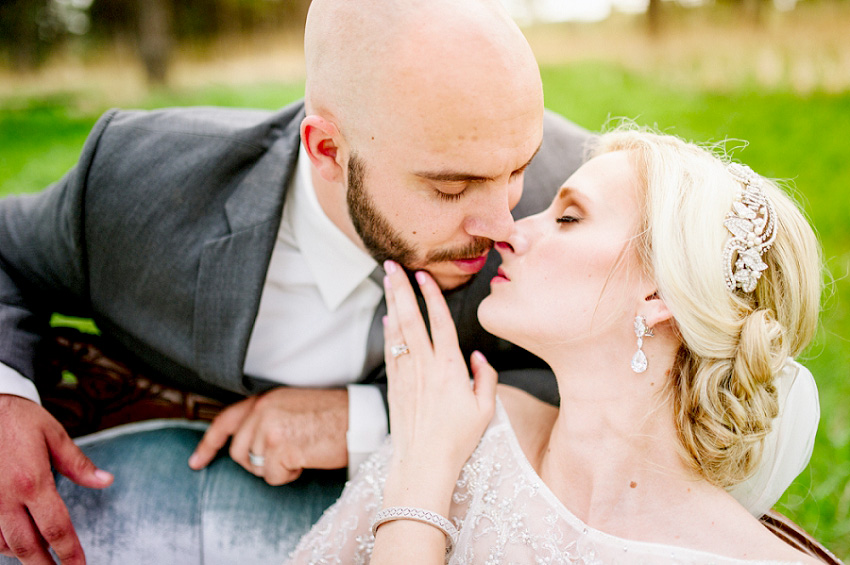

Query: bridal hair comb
722,163,777,293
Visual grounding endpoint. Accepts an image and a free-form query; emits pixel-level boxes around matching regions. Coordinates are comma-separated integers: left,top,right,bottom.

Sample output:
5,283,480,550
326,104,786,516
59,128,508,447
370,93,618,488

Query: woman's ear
300,115,346,183
643,290,673,329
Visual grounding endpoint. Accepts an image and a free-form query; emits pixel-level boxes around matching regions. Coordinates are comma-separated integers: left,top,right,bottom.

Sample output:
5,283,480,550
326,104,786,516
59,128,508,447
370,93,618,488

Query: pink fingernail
384,260,397,274
94,469,113,482
383,275,391,289
415,271,427,285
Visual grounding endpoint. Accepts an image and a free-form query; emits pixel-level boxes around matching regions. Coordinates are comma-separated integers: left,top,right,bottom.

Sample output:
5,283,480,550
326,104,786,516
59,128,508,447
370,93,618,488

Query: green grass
1,64,848,559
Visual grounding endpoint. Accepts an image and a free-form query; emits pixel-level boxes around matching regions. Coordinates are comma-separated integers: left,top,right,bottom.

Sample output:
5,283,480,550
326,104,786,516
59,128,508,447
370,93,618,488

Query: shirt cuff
346,384,388,478
0,362,41,404
726,358,819,516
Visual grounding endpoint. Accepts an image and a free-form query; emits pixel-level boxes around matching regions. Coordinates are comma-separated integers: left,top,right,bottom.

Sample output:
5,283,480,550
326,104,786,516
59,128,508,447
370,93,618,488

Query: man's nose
463,182,521,242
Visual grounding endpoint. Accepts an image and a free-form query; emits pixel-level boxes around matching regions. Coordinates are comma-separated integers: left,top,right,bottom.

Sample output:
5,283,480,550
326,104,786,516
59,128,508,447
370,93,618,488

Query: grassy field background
1,4,848,559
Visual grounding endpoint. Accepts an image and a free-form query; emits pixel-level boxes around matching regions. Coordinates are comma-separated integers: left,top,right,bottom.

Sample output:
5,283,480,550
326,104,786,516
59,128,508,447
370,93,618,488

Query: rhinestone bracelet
371,506,458,554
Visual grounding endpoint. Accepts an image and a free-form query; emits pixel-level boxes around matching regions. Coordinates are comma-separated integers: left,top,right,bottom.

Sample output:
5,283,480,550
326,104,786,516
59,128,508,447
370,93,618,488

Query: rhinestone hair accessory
722,163,777,293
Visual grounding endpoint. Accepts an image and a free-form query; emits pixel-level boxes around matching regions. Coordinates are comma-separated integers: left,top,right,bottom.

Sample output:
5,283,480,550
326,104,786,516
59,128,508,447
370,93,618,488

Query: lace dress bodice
286,399,802,565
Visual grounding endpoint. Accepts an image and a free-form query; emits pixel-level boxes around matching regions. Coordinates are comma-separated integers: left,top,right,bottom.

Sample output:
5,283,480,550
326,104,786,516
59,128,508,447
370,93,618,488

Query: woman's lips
452,254,489,274
491,267,510,284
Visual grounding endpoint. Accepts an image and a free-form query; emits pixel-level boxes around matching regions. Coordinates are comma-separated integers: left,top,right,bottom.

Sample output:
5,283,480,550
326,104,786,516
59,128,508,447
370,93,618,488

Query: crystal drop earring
631,315,653,373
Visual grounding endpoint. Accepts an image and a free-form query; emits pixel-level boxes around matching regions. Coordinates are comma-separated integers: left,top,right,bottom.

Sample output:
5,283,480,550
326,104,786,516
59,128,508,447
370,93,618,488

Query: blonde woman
287,128,823,564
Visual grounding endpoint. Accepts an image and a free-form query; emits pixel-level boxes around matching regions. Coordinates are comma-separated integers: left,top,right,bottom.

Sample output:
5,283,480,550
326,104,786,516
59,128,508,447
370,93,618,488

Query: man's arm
0,111,119,564
0,111,118,382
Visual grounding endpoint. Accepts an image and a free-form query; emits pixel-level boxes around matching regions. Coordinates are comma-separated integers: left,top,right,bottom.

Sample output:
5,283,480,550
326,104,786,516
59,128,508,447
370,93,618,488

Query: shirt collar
287,144,379,310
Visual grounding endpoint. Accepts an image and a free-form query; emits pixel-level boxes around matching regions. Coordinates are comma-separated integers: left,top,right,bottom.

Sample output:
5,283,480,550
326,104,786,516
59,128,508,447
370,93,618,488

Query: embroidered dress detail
286,399,805,565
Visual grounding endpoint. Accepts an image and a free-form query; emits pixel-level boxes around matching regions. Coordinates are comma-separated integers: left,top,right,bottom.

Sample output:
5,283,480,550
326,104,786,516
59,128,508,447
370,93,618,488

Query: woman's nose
500,213,538,255
494,225,526,259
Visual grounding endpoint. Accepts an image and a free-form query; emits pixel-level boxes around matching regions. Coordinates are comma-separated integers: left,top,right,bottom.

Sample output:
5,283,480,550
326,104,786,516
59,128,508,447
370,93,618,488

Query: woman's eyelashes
556,214,581,224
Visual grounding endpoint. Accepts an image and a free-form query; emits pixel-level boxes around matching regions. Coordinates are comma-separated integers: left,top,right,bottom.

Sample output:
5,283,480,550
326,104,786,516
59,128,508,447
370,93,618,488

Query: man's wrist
346,384,389,477
0,363,41,405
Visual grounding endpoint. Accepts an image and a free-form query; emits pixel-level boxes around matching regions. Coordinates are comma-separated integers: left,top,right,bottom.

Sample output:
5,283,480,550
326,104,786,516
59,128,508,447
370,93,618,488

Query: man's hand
0,395,113,565
188,388,349,485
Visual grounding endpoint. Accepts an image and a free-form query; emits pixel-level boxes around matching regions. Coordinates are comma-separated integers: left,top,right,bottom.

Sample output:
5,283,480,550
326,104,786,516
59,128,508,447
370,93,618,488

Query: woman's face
478,150,647,358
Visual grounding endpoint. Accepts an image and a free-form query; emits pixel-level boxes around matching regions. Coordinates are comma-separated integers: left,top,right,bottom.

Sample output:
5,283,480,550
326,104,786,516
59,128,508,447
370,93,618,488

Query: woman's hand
381,260,498,500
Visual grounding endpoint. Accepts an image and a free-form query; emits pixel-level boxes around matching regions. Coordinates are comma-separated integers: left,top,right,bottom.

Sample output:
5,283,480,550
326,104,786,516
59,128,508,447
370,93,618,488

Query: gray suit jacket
0,100,589,404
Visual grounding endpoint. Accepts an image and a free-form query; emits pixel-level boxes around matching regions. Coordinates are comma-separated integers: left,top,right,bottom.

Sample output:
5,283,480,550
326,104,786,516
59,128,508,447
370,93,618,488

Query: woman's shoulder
719,517,823,565
666,489,824,565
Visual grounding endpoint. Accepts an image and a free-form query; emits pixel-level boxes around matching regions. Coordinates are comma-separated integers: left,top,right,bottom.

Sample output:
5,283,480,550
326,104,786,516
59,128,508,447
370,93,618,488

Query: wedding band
390,343,410,358
248,451,265,467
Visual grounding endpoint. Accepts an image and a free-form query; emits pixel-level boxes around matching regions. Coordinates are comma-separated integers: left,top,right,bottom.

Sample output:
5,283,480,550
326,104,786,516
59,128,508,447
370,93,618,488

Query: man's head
301,0,544,289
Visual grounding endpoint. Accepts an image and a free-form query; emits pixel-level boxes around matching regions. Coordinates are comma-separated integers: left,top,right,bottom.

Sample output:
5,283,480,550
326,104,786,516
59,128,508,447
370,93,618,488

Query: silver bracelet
371,506,458,553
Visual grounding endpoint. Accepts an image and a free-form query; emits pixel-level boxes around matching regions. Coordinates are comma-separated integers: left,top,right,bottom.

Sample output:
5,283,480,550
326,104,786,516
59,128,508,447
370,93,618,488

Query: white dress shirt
242,144,387,474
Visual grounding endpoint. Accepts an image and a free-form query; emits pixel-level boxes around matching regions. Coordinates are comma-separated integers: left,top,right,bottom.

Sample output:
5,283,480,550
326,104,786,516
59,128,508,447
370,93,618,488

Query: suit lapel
193,106,304,392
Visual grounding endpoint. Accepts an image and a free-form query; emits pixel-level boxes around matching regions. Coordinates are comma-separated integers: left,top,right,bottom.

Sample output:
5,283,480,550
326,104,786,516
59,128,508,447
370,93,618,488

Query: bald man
0,1,586,563
0,0,819,563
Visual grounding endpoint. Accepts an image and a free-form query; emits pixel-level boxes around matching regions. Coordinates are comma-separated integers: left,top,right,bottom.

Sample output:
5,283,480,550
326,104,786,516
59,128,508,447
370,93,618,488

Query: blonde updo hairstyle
591,127,821,487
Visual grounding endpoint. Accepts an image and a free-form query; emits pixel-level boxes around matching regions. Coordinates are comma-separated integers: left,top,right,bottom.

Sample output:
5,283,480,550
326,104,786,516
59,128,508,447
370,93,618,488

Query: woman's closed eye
556,215,581,224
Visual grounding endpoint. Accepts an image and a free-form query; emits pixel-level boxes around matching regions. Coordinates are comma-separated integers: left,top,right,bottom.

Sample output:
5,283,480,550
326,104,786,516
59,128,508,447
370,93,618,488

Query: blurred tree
742,0,763,22
2,0,312,83
137,0,172,85
0,0,73,71
716,0,769,24
647,0,661,35
89,0,311,84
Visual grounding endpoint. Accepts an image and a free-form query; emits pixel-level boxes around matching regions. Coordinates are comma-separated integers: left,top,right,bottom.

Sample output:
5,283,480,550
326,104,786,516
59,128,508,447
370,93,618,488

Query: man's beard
346,153,492,268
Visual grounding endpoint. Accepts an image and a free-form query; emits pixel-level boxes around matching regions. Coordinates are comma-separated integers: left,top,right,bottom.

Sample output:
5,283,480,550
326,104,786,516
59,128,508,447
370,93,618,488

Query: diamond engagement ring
248,451,265,467
390,343,410,358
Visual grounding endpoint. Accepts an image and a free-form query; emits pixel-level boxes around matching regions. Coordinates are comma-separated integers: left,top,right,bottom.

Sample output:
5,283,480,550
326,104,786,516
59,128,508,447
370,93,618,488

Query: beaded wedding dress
286,399,802,565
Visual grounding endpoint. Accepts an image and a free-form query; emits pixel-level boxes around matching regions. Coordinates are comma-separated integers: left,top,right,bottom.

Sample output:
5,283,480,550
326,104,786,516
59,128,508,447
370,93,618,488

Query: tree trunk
647,0,662,36
742,0,762,25
137,0,172,85
1,0,44,71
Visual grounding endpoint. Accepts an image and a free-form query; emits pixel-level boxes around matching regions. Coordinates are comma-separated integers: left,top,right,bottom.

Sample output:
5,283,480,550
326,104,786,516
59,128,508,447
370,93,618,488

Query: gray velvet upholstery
0,421,344,565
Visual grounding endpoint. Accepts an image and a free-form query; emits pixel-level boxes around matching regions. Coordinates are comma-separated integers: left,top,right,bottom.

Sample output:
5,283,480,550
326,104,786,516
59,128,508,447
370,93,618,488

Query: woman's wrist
382,457,460,517
372,506,459,552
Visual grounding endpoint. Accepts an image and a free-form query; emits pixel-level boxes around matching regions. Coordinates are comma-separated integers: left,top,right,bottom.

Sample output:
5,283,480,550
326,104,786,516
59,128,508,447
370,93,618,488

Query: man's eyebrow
413,142,543,183
514,142,542,176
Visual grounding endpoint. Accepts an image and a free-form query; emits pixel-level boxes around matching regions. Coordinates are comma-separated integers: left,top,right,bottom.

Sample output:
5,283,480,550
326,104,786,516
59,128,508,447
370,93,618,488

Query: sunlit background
501,0,803,22
1,0,849,560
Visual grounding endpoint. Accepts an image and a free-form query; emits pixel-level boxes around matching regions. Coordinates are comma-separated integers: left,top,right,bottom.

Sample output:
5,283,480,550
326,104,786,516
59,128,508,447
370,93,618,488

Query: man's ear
301,115,346,183
642,290,673,329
